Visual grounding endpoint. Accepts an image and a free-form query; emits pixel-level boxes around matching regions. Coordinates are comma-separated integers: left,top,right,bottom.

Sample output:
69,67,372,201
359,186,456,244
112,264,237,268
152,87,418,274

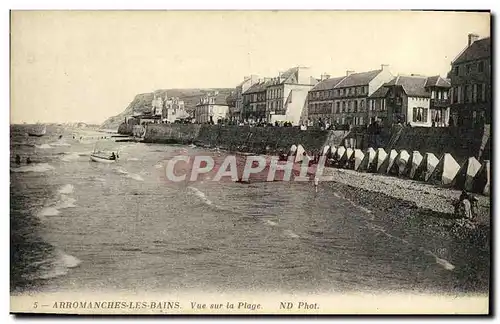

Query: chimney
244,76,250,81
264,77,272,82
346,70,355,76
468,33,480,47
321,73,331,81
381,64,389,71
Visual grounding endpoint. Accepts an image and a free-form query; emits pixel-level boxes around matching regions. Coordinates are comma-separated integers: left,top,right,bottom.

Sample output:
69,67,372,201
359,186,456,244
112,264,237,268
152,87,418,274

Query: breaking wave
126,173,144,181
365,221,455,271
11,163,55,173
35,144,52,149
58,184,74,194
37,250,81,280
61,152,80,162
188,186,213,206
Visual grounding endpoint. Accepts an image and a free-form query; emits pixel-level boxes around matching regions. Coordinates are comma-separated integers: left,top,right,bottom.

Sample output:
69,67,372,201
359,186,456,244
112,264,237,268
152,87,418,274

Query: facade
163,96,187,123
306,65,393,127
242,79,271,123
449,34,491,128
267,66,318,125
302,74,345,124
367,86,389,126
232,76,259,122
226,91,237,120
384,75,451,127
194,91,229,124
151,92,187,123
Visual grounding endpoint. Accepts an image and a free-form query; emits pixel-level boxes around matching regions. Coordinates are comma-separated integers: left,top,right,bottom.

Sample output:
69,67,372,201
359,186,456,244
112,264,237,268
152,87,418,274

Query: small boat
90,153,117,163
90,144,119,163
28,124,47,137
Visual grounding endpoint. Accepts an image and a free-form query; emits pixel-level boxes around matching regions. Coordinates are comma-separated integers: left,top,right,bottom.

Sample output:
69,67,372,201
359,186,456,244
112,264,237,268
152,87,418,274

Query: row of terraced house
211,33,490,129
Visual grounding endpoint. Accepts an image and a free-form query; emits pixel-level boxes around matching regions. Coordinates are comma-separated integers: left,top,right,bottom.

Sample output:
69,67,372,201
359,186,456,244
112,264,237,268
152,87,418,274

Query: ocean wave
35,144,52,149
11,163,55,173
61,152,80,162
58,184,74,194
49,141,71,147
264,219,278,226
39,207,60,217
126,173,144,181
114,167,128,175
55,195,77,209
87,176,106,182
127,157,140,161
283,229,300,238
37,250,81,280
365,221,455,271
188,186,213,206
154,163,163,169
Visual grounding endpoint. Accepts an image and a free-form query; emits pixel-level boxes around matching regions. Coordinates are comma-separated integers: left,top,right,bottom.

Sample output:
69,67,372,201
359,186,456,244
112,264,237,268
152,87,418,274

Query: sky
10,10,490,124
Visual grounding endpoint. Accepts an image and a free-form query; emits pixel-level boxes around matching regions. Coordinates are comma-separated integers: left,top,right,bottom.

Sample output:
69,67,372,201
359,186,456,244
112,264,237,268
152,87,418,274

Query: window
466,64,471,74
359,117,364,125
473,84,478,103
478,61,485,72
354,100,358,113
454,66,459,75
336,102,340,113
360,100,365,111
365,86,368,94
342,101,346,112
464,85,470,103
412,107,428,123
382,99,386,111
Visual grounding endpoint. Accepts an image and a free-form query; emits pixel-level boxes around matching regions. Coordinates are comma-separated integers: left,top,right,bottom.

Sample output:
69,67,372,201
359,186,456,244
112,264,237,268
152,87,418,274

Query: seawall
139,123,348,154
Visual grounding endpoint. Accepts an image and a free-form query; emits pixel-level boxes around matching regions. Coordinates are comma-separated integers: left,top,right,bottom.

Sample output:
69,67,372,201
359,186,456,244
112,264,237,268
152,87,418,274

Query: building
151,92,187,123
194,91,229,124
163,95,187,123
242,78,271,123
384,74,451,127
306,65,393,127
267,67,318,125
151,93,164,116
367,86,389,126
306,75,347,124
231,76,259,122
226,91,237,121
448,34,491,128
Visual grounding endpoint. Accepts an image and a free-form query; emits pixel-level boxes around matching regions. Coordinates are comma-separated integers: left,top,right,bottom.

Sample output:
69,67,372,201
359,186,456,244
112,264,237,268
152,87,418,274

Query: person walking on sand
314,176,319,193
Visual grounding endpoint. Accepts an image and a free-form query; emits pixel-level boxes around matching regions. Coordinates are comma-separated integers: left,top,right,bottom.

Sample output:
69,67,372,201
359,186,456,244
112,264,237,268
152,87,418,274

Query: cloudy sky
10,10,490,124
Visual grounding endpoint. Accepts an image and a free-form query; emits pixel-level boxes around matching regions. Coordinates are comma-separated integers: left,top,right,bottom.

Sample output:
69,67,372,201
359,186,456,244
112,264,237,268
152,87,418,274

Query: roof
243,80,271,94
425,76,451,88
385,75,430,97
453,37,491,64
335,69,382,88
369,85,389,98
311,76,346,91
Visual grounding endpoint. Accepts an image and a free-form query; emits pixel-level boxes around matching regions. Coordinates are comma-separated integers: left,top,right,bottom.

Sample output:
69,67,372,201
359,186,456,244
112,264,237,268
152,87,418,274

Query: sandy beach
321,167,490,225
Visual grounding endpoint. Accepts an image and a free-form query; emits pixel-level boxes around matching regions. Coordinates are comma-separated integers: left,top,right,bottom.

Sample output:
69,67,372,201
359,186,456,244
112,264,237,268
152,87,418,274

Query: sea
10,124,489,296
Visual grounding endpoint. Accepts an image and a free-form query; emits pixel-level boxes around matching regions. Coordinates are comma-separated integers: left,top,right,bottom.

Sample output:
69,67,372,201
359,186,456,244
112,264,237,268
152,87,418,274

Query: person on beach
26,157,32,164
15,154,21,165
110,152,116,160
314,176,319,193
456,190,476,221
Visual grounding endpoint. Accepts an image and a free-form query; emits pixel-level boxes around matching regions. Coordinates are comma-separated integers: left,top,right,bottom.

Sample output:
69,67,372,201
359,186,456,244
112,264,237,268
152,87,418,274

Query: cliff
100,88,234,130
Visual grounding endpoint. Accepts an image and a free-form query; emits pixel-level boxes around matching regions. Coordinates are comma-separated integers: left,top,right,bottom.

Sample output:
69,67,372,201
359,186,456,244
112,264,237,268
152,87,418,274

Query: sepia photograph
9,9,491,315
